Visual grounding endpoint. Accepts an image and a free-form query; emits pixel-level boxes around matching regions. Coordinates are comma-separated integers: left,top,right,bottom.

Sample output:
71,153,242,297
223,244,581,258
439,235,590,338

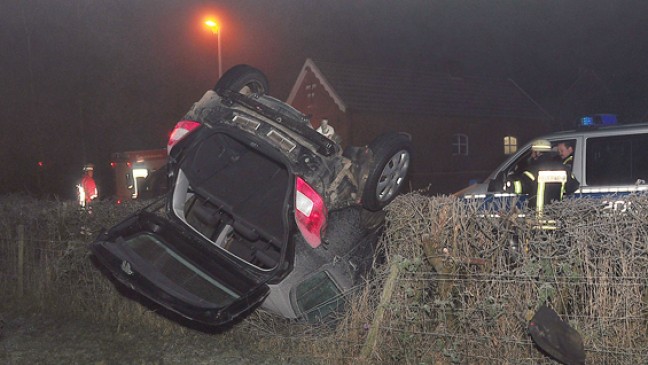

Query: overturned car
89,65,411,326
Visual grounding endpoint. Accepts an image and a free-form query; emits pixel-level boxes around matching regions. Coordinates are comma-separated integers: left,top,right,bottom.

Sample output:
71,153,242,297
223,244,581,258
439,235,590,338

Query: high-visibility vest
514,169,568,215
562,155,573,166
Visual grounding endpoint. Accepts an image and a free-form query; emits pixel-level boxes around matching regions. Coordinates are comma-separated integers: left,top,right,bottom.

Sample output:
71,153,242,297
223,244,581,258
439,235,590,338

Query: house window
452,133,469,156
504,136,518,155
305,83,317,102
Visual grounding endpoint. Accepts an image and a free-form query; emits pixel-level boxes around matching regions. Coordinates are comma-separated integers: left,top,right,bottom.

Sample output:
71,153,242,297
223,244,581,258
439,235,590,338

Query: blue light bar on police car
581,116,594,126
580,114,617,127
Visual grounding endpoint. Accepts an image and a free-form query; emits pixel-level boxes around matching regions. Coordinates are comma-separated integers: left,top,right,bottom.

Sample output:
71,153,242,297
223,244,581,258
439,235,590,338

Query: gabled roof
287,58,552,120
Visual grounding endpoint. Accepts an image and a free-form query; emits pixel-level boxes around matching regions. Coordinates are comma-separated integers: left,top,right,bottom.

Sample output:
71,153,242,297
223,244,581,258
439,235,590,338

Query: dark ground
0,310,317,365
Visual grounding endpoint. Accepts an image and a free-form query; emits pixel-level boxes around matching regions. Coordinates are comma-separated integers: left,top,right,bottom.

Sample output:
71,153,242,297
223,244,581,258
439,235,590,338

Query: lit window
452,133,469,156
305,83,317,101
504,136,518,155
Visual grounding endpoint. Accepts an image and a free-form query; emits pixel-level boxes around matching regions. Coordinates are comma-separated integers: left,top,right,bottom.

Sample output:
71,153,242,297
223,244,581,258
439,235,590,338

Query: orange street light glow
203,17,223,78
205,19,220,33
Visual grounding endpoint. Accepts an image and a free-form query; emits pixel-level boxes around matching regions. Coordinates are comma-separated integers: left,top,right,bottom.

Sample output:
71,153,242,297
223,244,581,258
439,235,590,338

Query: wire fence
1,193,647,364
339,193,648,364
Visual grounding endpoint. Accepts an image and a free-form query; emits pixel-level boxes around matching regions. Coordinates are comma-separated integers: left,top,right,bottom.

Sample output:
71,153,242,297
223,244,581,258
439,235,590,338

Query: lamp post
205,19,222,78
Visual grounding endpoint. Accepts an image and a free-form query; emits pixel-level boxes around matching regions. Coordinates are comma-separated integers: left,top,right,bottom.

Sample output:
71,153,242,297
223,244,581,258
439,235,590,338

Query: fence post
360,261,400,362
17,224,24,298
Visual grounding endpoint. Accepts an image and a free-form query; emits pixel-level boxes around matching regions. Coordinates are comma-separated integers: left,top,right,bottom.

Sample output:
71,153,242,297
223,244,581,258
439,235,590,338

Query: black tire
213,64,269,96
361,132,412,211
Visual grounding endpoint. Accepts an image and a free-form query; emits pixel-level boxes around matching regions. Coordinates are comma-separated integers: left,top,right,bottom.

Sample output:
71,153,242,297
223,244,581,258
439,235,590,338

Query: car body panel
263,207,381,319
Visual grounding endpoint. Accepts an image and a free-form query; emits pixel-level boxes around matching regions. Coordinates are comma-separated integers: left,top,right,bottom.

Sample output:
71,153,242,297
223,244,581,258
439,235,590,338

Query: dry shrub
2,193,647,364
341,193,648,364
0,195,161,328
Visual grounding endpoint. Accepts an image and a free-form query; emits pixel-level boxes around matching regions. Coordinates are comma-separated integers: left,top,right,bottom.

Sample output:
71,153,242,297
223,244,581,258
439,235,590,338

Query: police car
459,115,648,210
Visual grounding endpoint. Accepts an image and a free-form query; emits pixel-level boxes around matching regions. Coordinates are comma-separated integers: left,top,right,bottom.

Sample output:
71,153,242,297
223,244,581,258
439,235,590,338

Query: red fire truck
110,149,167,202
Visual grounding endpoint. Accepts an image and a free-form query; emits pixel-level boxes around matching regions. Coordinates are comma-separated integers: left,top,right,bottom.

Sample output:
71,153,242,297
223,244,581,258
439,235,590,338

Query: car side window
487,147,533,192
586,133,648,186
507,148,533,177
294,271,343,322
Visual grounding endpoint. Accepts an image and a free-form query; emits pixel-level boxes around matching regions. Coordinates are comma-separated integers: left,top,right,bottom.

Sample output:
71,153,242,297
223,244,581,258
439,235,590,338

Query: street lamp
205,19,222,78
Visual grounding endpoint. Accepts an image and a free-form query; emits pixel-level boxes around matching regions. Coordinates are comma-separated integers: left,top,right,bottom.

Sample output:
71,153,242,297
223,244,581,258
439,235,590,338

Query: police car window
586,133,648,186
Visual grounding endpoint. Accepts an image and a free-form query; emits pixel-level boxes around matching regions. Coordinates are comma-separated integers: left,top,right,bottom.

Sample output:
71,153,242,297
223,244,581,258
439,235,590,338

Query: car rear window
128,232,241,306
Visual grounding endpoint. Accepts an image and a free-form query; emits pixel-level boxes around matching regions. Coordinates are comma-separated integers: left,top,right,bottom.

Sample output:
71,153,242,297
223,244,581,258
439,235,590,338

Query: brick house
287,59,553,194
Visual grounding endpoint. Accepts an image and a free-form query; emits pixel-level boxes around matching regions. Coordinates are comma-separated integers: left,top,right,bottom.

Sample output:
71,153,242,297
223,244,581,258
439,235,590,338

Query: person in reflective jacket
556,140,575,172
506,139,579,215
78,163,98,208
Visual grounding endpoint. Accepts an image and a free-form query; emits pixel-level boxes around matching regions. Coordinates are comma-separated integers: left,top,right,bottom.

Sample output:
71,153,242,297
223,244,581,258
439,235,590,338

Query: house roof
287,58,552,120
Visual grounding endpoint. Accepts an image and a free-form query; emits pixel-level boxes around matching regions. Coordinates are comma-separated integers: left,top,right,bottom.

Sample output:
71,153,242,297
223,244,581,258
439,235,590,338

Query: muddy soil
0,311,315,365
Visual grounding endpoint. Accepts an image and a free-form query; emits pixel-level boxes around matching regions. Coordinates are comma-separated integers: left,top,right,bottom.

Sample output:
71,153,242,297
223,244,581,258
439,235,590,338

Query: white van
460,120,648,201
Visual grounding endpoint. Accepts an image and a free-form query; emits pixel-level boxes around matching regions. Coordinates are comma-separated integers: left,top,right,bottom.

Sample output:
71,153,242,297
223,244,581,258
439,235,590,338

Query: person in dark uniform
556,140,575,172
506,139,579,215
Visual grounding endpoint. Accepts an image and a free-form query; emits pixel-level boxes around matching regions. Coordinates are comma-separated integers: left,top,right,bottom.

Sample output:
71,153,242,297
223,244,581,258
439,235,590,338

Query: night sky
2,0,648,198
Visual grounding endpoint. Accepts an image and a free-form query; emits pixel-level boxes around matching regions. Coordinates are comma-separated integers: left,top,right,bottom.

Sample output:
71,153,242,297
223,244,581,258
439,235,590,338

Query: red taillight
110,162,116,168
295,177,327,248
167,120,201,154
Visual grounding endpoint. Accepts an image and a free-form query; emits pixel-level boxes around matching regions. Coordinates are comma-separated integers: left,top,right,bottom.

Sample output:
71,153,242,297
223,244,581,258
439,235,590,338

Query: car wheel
361,132,411,211
214,64,269,96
